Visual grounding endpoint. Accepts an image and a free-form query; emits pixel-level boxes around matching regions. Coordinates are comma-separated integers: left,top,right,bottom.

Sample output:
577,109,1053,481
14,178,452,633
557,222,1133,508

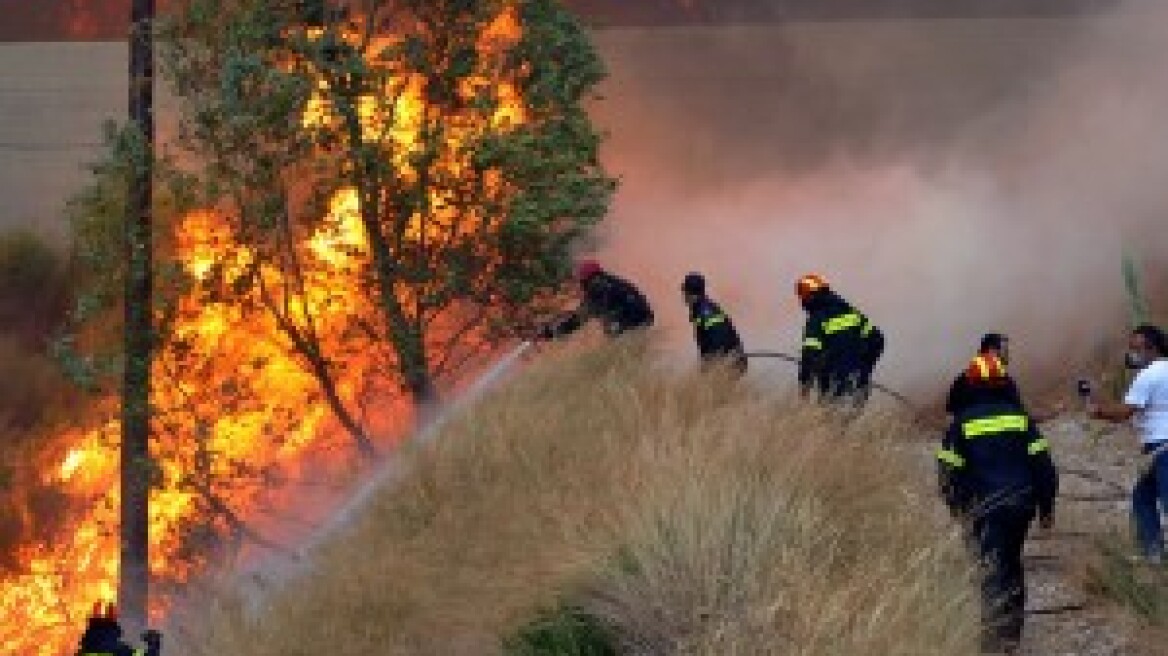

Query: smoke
587,2,1168,400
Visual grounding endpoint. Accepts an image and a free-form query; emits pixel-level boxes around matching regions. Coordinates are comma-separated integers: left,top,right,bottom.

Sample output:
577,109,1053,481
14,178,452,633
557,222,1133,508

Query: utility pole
121,0,155,635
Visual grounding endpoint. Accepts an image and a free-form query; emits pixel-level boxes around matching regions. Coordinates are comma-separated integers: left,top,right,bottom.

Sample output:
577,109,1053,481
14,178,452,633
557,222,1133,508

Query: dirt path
908,410,1143,655
1017,417,1138,655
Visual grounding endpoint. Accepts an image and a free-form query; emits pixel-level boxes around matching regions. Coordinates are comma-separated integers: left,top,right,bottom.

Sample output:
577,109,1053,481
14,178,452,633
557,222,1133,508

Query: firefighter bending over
76,602,162,656
937,355,1058,655
795,274,884,403
682,272,747,374
539,260,654,339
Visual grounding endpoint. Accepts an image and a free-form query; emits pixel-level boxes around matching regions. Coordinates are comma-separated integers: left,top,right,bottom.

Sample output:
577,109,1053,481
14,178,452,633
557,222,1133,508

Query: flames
0,6,526,655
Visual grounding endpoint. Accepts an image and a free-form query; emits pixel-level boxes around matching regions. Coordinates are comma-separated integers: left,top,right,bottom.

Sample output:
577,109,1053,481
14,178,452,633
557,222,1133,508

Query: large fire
0,6,526,655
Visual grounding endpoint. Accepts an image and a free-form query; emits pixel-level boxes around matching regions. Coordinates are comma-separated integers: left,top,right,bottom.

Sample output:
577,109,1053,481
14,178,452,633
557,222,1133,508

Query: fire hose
744,350,921,414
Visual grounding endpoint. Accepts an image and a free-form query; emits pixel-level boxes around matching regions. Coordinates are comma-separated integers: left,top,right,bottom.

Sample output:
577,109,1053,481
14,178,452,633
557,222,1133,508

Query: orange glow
0,4,529,655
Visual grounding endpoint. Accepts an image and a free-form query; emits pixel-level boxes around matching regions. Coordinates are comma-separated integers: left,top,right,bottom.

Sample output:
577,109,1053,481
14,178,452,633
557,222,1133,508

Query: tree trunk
362,213,438,405
355,184,438,421
287,324,379,457
336,91,439,423
120,0,154,636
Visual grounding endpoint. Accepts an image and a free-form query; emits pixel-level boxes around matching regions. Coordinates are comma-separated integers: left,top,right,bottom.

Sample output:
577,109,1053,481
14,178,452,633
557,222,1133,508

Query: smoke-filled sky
0,0,1115,40
588,0,1168,398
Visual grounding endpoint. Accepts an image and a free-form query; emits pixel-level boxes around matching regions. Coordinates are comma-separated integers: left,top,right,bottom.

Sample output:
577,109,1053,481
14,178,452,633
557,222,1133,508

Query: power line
0,142,103,151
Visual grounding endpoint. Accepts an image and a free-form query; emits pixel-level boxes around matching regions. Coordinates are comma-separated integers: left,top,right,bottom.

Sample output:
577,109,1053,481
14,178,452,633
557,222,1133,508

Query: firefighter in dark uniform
937,354,1058,655
947,333,1025,417
540,260,654,339
795,274,884,403
681,272,747,374
76,602,162,656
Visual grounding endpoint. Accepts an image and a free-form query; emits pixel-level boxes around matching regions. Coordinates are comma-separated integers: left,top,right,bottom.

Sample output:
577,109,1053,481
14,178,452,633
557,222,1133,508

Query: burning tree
162,0,614,431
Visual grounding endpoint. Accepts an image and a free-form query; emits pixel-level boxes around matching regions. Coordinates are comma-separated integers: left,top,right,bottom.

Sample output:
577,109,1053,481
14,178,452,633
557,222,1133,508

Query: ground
1004,417,1137,654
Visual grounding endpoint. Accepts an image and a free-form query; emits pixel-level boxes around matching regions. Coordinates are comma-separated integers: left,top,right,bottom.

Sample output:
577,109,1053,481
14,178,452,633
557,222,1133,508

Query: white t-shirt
1125,359,1168,445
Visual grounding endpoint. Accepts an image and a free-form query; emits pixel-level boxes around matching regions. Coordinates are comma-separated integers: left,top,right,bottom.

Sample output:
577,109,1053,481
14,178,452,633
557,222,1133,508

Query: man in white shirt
1091,324,1168,563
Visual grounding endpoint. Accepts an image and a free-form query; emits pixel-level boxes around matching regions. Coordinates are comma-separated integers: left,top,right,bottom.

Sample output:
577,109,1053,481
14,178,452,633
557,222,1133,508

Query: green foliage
66,122,139,314
1123,251,1150,328
503,605,619,656
54,118,201,393
0,231,61,302
160,0,615,404
0,230,69,343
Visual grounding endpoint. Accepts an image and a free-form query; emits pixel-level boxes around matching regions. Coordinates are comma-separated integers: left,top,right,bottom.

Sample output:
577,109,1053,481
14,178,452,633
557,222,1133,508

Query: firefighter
946,333,1025,417
937,355,1058,655
539,260,654,339
795,274,884,404
947,334,1066,423
76,602,162,656
681,272,747,374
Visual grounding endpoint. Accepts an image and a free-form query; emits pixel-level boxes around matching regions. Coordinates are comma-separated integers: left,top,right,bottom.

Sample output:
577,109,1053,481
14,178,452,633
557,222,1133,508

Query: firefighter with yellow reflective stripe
947,333,1026,417
795,274,884,403
76,602,162,656
936,358,1058,655
682,273,746,374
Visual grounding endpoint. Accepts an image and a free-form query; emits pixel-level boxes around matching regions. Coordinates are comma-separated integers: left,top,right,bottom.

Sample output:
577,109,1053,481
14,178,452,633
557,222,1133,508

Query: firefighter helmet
681,272,706,295
795,273,829,301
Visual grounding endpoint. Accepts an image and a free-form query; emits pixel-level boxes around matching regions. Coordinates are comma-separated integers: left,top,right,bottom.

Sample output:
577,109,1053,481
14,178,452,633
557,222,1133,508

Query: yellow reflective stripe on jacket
823,312,862,334
861,318,874,336
937,448,966,468
803,337,823,350
961,414,1030,438
692,313,727,329
1028,438,1050,455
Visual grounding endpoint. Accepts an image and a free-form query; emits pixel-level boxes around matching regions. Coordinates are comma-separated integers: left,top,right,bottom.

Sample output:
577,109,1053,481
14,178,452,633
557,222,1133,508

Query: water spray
308,340,534,546
241,340,534,594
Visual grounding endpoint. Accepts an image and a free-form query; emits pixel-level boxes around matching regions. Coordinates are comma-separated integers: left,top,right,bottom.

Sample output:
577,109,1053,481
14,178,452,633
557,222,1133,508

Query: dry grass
1077,532,1168,655
172,339,980,656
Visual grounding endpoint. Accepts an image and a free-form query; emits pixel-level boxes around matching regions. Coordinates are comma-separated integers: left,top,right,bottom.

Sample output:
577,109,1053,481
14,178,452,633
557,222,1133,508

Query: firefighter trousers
968,504,1034,652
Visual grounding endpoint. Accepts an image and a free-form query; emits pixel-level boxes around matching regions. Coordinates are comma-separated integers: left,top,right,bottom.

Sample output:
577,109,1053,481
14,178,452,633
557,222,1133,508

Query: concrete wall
0,43,125,236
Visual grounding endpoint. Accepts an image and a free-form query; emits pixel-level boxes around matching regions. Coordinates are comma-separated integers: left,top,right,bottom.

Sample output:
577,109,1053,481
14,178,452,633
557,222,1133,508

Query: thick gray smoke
586,2,1168,401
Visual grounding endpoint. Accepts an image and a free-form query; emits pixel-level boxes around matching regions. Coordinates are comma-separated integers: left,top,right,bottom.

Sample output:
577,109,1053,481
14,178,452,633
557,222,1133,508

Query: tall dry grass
172,339,980,655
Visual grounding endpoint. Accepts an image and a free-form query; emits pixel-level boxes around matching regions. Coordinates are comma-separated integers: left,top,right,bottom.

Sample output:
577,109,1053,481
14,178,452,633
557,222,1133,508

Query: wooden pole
120,0,155,636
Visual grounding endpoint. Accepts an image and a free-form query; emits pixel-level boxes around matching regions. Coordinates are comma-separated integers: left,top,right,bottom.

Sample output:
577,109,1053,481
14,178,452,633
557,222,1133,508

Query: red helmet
795,273,829,302
966,354,1007,385
575,259,602,283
